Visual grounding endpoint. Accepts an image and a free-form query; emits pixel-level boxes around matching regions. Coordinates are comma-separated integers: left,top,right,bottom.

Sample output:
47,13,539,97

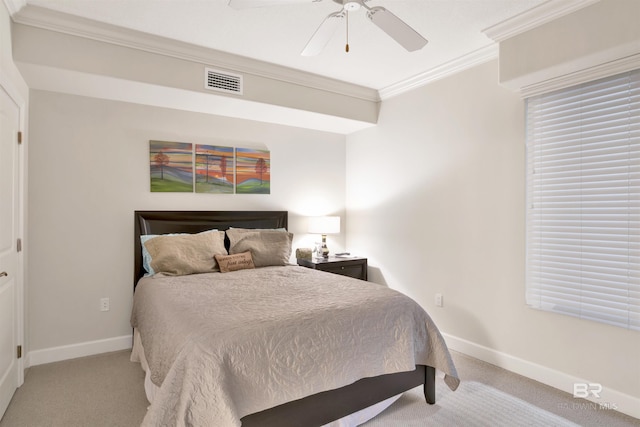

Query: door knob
0,272,7,277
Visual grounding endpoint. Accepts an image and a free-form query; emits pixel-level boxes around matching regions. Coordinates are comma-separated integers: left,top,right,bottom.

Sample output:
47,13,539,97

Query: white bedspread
131,265,459,426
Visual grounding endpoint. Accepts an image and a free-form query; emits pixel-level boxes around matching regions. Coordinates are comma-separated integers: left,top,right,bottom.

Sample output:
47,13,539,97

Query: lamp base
321,234,330,258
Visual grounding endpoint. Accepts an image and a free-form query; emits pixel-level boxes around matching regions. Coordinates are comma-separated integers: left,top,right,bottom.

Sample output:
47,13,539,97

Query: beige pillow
226,228,293,267
144,230,227,276
214,251,255,273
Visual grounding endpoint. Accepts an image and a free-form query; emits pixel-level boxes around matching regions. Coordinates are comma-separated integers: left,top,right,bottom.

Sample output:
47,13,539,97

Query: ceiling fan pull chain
345,10,350,53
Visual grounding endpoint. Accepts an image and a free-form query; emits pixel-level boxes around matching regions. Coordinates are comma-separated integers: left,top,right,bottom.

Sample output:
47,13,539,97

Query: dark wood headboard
134,210,288,287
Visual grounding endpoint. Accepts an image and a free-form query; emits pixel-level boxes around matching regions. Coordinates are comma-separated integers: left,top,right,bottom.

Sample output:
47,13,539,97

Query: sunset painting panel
149,140,193,192
195,144,234,194
236,148,270,194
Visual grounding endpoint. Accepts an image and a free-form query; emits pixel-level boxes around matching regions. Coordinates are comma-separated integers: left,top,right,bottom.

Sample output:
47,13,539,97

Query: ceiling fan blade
228,0,319,9
366,6,427,52
301,11,344,56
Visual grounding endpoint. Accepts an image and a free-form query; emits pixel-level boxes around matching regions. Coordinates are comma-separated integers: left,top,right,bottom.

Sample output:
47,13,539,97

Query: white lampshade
308,216,340,234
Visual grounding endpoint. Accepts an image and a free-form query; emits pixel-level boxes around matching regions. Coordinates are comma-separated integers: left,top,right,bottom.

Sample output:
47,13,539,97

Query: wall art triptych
149,140,270,194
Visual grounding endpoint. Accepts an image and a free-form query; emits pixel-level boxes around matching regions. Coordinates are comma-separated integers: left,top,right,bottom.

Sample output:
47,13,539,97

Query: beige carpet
0,350,637,427
363,382,582,427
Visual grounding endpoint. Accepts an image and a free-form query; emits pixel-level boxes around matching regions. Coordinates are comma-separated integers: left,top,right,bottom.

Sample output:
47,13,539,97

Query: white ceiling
14,0,548,91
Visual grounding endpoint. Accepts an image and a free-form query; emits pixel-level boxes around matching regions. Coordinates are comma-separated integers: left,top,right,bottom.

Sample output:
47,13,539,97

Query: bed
131,210,459,426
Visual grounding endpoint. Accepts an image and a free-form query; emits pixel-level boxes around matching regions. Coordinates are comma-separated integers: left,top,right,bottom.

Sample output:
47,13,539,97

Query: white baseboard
442,333,640,420
26,335,132,367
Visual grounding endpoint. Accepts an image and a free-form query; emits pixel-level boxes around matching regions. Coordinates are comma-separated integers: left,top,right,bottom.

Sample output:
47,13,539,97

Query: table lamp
308,216,340,258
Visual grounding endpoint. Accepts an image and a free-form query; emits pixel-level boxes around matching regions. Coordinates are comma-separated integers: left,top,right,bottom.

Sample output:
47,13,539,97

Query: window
525,69,640,331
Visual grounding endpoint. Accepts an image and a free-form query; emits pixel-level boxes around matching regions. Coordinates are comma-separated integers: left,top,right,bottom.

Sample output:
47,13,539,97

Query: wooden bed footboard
241,365,436,427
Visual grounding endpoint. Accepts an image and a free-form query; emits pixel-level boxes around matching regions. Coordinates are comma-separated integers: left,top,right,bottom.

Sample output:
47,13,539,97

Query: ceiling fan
227,0,428,56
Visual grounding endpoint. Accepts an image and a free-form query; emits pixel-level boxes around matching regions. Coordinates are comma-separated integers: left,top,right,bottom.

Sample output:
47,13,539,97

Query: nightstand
297,256,368,281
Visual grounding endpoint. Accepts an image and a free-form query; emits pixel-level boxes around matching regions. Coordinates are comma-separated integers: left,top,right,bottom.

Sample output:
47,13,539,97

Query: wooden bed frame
133,210,436,427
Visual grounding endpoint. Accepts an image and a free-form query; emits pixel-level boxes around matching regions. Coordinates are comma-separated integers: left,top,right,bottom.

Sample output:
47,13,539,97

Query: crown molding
10,1,601,106
3,0,26,15
379,44,498,100
373,0,600,99
518,52,640,98
483,0,600,42
17,61,375,135
9,4,501,112
12,5,380,103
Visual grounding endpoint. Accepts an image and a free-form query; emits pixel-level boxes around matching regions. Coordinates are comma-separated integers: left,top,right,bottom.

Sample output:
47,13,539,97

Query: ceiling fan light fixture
343,1,361,12
229,0,427,56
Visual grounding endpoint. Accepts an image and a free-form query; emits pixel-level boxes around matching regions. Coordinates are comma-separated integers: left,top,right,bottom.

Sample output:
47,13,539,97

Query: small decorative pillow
144,230,227,276
214,251,255,273
226,228,293,267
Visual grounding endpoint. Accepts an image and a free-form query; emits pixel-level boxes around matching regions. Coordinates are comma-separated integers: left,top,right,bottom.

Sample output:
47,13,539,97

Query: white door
0,83,22,419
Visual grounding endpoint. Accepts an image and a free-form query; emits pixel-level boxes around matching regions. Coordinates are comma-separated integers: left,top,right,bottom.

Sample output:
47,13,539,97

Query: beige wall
346,59,639,416
26,90,347,353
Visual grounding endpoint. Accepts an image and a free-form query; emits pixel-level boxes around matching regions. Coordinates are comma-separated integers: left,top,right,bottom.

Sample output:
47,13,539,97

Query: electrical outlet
435,293,443,307
100,297,110,312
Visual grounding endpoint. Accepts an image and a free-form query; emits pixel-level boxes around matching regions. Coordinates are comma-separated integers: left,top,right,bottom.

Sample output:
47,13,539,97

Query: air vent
205,68,243,95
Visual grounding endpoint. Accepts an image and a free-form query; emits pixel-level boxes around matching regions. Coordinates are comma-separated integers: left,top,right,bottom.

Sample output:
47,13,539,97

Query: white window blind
525,69,640,331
